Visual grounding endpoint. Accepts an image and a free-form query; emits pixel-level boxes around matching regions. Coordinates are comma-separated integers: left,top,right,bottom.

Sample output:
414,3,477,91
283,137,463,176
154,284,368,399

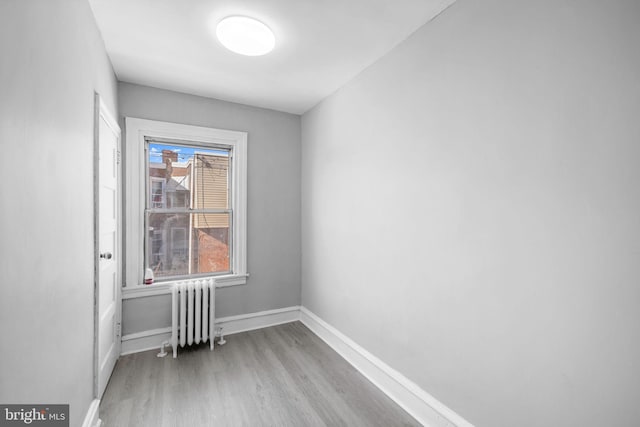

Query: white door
95,95,121,399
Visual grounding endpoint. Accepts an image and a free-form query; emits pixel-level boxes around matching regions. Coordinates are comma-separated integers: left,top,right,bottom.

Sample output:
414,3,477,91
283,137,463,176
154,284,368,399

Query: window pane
147,212,231,279
192,213,230,275
148,142,230,210
192,153,230,210
147,213,191,277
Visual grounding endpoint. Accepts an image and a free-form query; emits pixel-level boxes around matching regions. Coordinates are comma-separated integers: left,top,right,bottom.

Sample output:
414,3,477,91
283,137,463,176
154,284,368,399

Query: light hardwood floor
100,321,420,426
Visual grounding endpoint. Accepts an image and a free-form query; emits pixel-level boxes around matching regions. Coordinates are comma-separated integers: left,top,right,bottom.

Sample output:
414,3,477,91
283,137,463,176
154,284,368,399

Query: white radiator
171,278,216,358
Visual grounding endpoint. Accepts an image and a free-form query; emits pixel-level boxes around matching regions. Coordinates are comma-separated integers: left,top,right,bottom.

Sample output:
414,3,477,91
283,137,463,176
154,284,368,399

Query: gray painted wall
301,0,640,426
0,1,118,426
118,83,301,335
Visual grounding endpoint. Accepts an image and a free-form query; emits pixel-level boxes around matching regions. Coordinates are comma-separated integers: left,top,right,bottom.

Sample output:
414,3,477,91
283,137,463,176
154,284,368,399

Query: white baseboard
81,399,101,427
300,307,474,427
120,306,300,356
121,327,172,355
216,306,300,335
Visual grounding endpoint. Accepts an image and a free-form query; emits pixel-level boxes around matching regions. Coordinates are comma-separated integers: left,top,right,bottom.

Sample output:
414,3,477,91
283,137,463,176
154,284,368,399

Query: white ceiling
89,0,455,114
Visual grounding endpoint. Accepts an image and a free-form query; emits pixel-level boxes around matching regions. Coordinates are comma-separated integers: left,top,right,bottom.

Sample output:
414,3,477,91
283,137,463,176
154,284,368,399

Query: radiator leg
217,326,226,346
157,340,169,358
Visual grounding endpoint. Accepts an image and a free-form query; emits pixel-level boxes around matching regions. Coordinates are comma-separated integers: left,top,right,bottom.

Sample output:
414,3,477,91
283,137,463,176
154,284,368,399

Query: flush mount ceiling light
216,16,275,56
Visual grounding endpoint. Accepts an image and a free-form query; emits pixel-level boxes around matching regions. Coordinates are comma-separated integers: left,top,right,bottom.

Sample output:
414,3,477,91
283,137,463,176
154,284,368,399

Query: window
125,118,247,288
145,142,232,279
150,178,165,208
150,229,165,266
170,227,187,258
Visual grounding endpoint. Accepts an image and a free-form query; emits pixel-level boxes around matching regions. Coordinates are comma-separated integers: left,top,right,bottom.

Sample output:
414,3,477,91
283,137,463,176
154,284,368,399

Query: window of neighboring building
150,229,165,266
125,118,247,288
150,178,165,208
171,227,187,257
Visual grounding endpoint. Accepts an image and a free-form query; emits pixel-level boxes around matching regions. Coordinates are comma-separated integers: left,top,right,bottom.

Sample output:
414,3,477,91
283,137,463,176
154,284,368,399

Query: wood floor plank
99,322,420,427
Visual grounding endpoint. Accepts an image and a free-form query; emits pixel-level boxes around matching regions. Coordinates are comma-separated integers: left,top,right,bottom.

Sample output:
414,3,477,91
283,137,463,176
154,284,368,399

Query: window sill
122,273,249,300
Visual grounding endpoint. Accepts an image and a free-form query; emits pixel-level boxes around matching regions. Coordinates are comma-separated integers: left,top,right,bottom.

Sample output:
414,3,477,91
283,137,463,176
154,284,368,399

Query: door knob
100,252,113,260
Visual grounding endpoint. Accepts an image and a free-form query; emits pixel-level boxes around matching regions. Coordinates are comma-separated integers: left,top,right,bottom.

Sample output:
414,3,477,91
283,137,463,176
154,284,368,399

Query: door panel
95,95,121,399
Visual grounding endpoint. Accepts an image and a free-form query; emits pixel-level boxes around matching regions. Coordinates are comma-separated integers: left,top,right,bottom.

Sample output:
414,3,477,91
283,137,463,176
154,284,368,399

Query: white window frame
124,117,248,295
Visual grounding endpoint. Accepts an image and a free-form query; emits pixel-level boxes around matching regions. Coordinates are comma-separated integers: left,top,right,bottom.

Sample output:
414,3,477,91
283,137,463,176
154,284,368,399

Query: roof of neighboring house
167,176,189,192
